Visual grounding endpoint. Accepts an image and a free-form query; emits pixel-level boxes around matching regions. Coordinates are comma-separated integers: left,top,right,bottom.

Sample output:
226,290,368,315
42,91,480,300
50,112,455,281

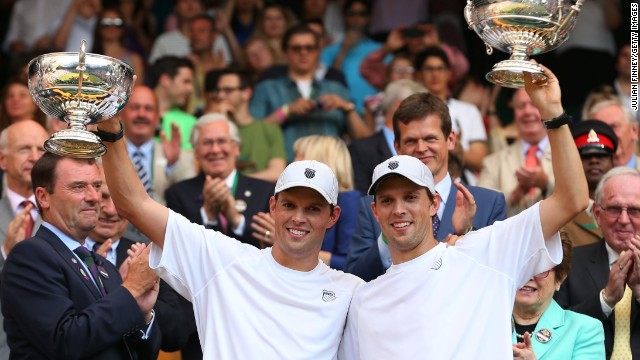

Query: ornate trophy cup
464,0,584,88
28,40,133,158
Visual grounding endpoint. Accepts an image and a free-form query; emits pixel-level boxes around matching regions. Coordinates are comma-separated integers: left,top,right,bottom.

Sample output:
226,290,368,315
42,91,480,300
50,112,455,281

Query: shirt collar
125,138,154,157
522,136,549,156
6,188,37,216
434,174,452,219
382,127,397,156
225,169,238,189
605,242,620,267
42,222,84,251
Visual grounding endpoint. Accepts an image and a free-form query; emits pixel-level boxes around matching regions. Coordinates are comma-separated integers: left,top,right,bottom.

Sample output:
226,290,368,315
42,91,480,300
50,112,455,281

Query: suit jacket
114,237,137,269
155,280,201,359
511,300,605,359
478,140,554,217
555,239,640,359
165,172,273,248
0,196,42,270
149,141,196,205
345,179,507,282
563,207,602,248
348,130,393,195
1,226,161,360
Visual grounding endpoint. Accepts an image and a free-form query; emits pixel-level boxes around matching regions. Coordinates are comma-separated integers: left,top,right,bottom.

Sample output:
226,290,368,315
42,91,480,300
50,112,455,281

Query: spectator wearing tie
479,88,554,217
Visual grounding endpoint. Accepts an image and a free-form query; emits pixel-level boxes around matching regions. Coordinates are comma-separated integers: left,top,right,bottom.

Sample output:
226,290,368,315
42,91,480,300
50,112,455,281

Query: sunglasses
288,44,317,53
100,18,124,27
531,270,551,280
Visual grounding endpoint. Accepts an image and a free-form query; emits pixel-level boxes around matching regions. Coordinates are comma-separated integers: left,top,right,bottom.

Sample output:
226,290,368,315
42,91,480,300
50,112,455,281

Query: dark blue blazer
348,130,394,195
1,226,160,360
555,239,640,359
345,181,507,281
322,190,361,270
165,172,273,248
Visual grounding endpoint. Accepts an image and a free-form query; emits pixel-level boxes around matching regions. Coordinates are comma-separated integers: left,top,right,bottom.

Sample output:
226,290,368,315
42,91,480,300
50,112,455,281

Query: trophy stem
510,44,529,62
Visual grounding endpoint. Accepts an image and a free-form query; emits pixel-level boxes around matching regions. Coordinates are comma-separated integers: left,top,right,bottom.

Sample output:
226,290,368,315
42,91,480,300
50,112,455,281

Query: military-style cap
570,119,618,156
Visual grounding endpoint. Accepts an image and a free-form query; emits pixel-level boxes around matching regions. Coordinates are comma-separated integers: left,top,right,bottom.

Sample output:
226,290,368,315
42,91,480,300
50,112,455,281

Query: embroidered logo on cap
388,160,399,170
304,168,316,179
587,129,600,143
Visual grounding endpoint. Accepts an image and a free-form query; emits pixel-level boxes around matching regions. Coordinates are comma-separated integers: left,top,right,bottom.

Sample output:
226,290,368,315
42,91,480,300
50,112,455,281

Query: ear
35,187,50,213
0,150,7,171
446,130,456,151
430,192,440,217
159,73,172,88
632,122,638,142
555,274,567,290
327,205,341,229
269,196,276,216
242,88,253,102
593,202,602,228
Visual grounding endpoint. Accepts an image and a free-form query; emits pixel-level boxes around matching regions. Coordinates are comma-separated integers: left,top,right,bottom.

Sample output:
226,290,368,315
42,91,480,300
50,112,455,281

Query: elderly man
479,88,555,217
339,66,588,359
556,166,640,358
564,120,617,247
1,153,161,359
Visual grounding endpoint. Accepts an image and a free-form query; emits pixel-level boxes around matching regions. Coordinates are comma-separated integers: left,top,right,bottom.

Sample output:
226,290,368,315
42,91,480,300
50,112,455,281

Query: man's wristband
542,112,572,130
275,105,289,123
94,120,125,142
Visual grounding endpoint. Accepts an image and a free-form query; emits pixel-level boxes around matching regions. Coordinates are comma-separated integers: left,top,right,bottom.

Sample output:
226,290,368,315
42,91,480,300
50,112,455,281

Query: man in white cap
97,118,364,359
339,67,588,358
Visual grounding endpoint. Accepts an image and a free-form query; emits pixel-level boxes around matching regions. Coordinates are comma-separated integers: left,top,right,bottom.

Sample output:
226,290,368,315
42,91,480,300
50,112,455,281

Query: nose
618,208,631,224
415,139,429,153
85,185,101,203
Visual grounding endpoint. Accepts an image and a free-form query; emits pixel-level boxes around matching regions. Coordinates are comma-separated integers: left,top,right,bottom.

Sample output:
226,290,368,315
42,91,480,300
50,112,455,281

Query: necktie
432,214,441,238
611,285,633,359
525,145,539,196
73,246,107,297
19,200,35,238
132,150,152,194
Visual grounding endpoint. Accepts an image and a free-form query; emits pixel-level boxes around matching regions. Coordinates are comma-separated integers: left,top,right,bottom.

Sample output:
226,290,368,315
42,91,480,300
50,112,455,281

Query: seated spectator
251,3,298,64
51,0,101,52
148,0,232,66
582,90,639,170
512,231,605,359
224,0,261,46
415,47,488,184
362,51,414,131
249,24,370,161
203,68,286,183
92,6,146,82
479,88,554,217
320,0,381,114
0,79,47,132
564,120,617,247
349,79,426,194
360,23,469,91
293,135,360,270
242,37,277,83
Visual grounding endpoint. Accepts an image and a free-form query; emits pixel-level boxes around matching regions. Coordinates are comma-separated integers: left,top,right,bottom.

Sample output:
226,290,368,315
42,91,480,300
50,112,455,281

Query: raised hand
451,181,476,235
160,123,182,166
3,203,34,256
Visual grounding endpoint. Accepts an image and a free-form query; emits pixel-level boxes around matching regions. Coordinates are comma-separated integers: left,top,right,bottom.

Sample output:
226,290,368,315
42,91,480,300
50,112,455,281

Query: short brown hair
555,230,573,282
392,92,452,141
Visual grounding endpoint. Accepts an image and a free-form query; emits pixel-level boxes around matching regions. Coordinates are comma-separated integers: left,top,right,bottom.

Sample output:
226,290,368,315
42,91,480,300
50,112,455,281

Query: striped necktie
132,149,152,194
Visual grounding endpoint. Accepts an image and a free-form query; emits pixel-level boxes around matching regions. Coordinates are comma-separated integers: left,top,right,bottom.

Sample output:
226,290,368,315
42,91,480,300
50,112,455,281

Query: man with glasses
204,68,286,183
556,166,640,358
250,23,371,161
320,0,381,114
164,113,273,248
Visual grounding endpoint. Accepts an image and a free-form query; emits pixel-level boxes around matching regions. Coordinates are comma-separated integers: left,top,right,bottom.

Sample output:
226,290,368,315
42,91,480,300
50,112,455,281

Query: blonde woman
294,135,361,270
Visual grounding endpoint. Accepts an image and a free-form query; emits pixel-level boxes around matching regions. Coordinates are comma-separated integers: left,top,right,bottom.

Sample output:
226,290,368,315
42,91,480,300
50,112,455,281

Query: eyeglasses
422,65,449,73
200,137,234,148
213,87,242,95
288,44,317,53
100,18,124,27
532,270,551,280
346,10,368,17
599,205,640,219
391,66,415,74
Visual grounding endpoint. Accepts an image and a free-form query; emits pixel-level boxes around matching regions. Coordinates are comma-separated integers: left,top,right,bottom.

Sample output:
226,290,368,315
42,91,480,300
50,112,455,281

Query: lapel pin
535,328,552,343
98,266,109,279
244,190,251,197
79,268,89,280
71,258,78,264
235,199,247,213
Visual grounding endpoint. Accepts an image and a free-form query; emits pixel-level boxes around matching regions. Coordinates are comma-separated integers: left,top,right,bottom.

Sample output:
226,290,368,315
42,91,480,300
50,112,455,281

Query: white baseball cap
368,155,436,195
274,160,339,205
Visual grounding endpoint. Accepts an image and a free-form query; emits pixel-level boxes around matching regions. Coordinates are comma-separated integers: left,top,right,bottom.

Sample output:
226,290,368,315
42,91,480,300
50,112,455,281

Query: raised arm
98,117,169,248
526,66,588,239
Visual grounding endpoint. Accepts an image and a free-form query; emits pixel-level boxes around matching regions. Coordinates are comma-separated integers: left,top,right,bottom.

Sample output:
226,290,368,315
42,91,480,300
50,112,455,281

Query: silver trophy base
45,128,106,158
486,59,547,88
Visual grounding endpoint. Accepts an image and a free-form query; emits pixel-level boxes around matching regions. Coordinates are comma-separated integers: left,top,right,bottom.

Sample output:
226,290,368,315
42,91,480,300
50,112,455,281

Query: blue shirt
250,76,353,161
320,38,381,113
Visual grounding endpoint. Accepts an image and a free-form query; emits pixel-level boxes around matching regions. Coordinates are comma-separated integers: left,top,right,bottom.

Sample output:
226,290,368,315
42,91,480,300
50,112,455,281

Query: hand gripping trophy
465,0,584,88
28,40,134,158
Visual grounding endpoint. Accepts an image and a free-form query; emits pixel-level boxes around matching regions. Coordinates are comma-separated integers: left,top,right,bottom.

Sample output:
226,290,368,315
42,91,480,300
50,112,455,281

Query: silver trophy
28,40,133,158
465,0,584,88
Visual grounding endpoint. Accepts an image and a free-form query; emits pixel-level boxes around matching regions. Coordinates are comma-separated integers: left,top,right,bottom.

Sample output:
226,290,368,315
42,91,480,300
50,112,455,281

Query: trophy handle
464,0,479,33
556,0,584,35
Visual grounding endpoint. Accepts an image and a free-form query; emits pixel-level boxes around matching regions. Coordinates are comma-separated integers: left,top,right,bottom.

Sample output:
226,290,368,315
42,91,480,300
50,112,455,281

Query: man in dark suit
1,153,161,359
165,113,273,248
85,165,137,269
345,92,506,281
349,79,427,194
555,166,640,359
